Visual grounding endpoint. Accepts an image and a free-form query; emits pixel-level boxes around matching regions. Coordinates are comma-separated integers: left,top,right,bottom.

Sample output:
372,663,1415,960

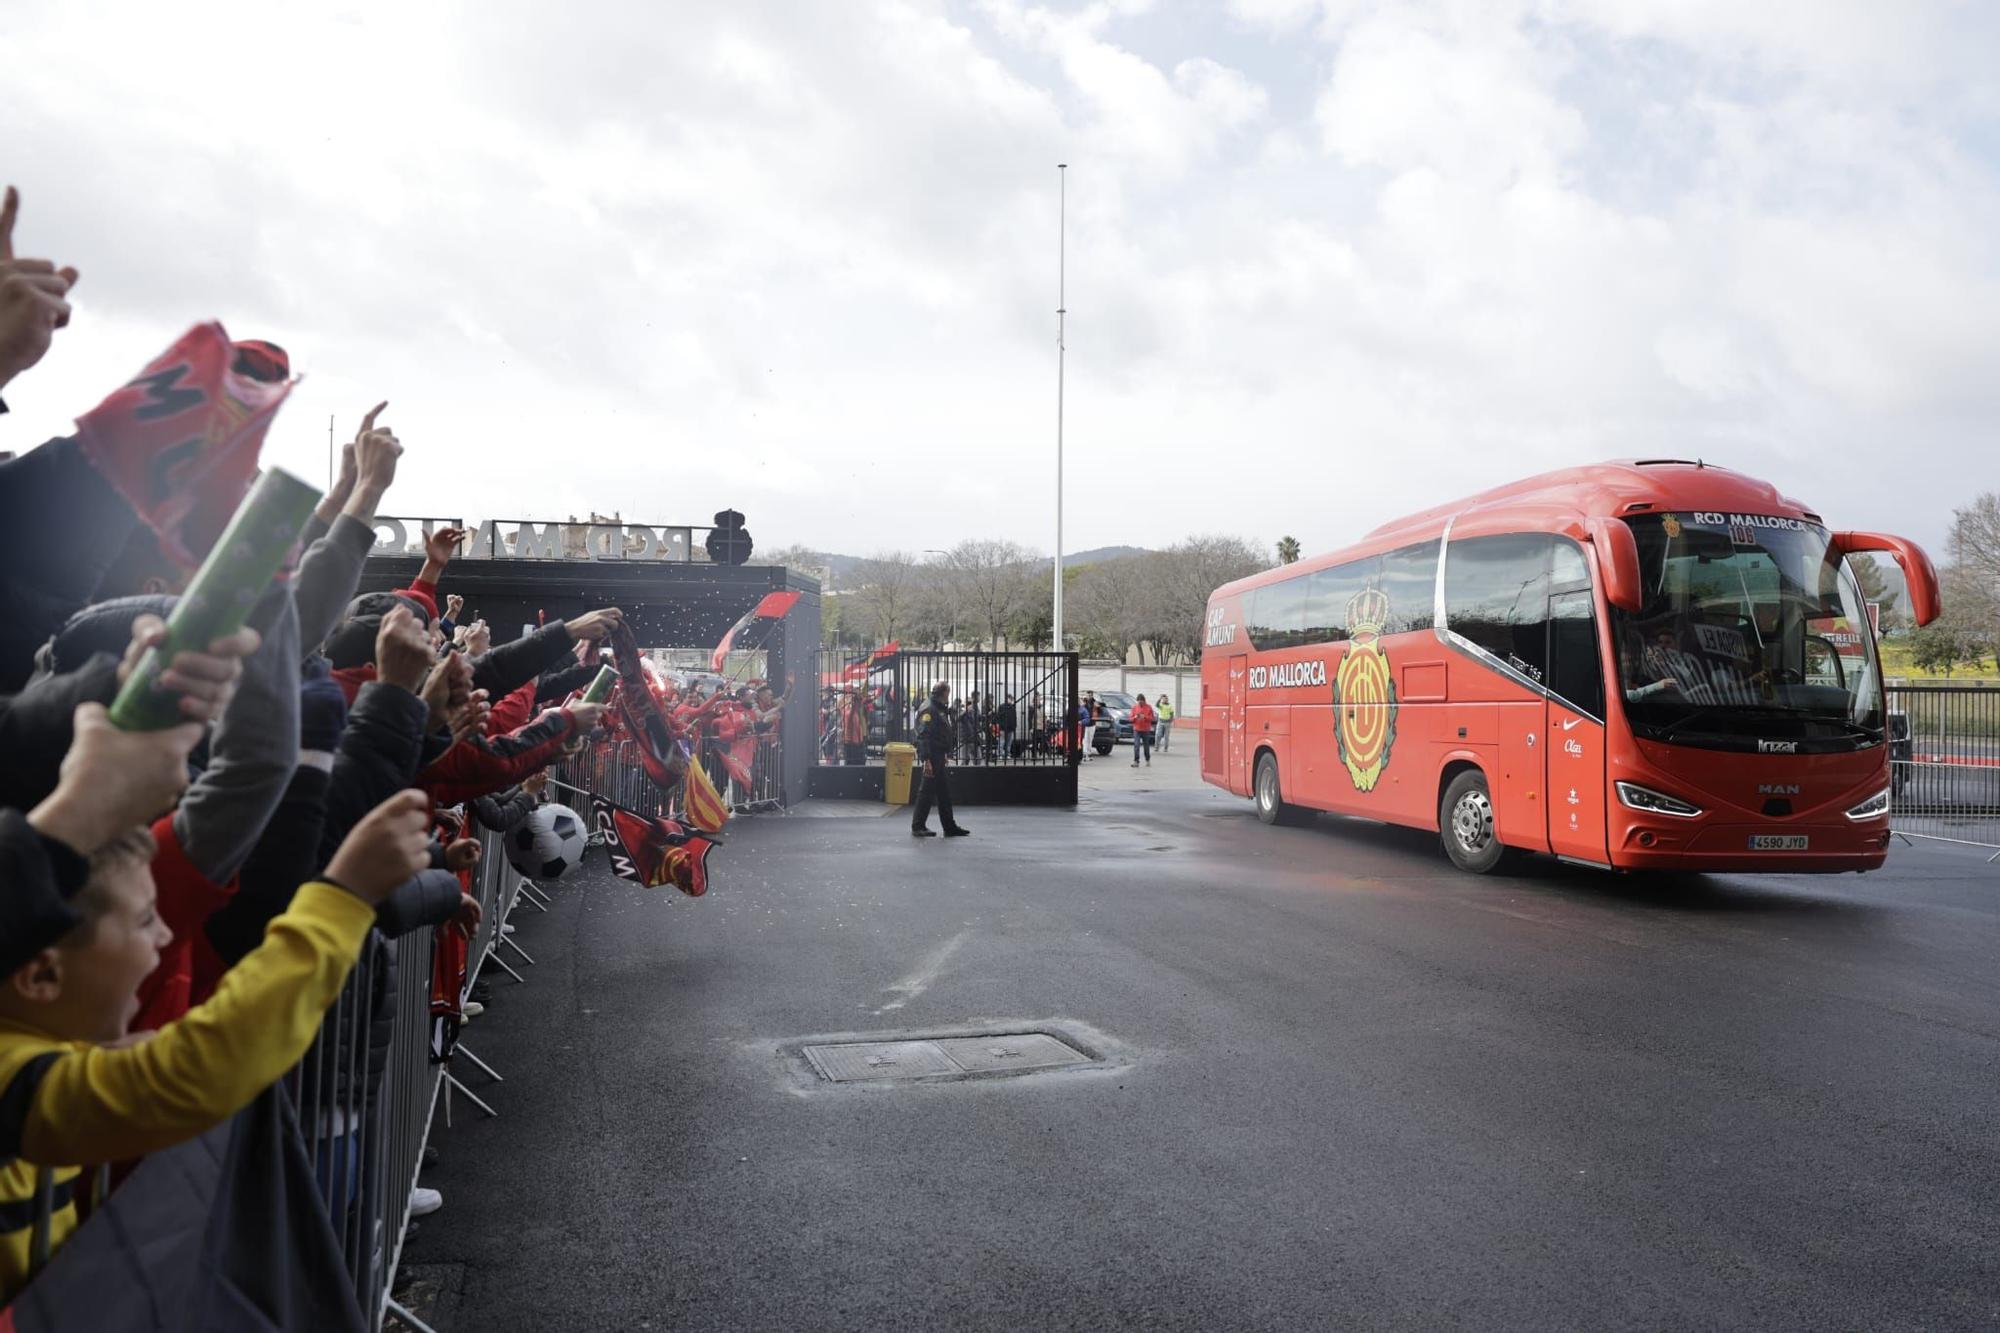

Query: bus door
1544,588,1609,864
1226,655,1250,795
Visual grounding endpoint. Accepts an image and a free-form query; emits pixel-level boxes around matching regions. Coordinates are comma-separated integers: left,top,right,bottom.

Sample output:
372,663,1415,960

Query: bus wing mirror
1833,531,1942,626
1587,518,1643,613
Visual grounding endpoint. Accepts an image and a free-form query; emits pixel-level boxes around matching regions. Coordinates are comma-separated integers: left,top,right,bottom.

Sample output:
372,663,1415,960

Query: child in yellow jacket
0,701,433,1301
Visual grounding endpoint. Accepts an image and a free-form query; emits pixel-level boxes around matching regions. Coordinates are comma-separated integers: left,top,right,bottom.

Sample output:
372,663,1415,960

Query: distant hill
1059,545,1148,567
780,545,1150,588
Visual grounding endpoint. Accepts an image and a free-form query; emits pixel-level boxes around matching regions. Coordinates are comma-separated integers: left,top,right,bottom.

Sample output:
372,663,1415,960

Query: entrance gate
808,649,1079,806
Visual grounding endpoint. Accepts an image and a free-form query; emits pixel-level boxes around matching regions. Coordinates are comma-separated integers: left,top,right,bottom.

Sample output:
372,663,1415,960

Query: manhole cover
805,1040,959,1082
933,1034,1090,1074
804,1032,1093,1082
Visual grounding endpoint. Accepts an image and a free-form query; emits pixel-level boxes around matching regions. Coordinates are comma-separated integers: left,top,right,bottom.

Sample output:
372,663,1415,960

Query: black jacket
0,654,121,813
914,693,955,765
470,623,578,701
318,680,430,866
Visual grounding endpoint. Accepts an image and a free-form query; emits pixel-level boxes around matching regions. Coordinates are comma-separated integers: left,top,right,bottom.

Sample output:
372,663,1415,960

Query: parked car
1095,691,1138,743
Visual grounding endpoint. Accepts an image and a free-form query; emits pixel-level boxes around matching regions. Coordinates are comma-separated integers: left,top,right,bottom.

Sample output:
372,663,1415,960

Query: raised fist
325,790,433,905
0,186,79,390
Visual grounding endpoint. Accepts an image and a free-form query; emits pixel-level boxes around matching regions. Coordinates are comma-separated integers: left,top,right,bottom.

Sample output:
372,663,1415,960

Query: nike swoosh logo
1561,718,1583,730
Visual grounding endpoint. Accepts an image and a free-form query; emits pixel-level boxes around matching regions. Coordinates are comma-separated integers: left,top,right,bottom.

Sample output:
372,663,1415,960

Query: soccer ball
505,805,588,881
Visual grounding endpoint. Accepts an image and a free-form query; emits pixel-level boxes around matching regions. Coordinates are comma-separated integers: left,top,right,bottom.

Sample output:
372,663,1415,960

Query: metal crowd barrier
1888,684,2000,856
287,803,574,1331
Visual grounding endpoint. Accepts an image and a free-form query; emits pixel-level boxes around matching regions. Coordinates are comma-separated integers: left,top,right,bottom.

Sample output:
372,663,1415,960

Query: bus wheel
1440,770,1509,873
1254,752,1305,826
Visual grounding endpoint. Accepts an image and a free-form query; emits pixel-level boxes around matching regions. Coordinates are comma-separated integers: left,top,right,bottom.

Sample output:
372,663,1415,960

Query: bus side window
1248,577,1309,651
1445,533,1552,682
1309,559,1375,642
1548,589,1604,716
1380,540,1440,634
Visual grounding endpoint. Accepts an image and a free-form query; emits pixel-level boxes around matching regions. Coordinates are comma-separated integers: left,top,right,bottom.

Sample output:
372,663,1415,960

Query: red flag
74,322,295,568
608,623,685,791
591,796,717,897
712,589,802,672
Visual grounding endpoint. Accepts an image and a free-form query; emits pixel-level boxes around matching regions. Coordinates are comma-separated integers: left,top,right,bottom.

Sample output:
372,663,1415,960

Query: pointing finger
0,187,16,261
358,401,388,436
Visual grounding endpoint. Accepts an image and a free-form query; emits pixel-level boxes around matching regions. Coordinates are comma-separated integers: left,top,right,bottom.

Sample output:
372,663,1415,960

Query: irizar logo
1757,783,1802,795
1757,739,1799,753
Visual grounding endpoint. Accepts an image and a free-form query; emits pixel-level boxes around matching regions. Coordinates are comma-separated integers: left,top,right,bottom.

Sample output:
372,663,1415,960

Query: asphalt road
404,747,2000,1331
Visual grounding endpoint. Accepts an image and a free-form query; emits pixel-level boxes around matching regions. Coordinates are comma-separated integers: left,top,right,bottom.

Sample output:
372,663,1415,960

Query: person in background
955,691,979,764
839,684,869,765
1130,694,1156,767
996,693,1018,760
1155,694,1174,752
1076,692,1095,760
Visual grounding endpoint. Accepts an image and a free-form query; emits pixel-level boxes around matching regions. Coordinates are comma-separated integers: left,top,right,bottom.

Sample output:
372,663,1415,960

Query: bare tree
1949,493,2000,641
1069,555,1158,662
1152,535,1268,664
850,551,920,644
940,539,1037,648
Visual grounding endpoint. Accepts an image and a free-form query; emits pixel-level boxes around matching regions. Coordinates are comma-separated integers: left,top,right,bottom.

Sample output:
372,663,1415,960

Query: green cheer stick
109,468,323,731
580,664,619,705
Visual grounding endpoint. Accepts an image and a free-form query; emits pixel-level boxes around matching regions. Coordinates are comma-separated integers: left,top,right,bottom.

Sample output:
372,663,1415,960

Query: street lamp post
1054,163,1067,655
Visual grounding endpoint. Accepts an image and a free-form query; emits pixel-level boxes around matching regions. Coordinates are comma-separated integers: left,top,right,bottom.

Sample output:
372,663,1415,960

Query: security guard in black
912,682,969,837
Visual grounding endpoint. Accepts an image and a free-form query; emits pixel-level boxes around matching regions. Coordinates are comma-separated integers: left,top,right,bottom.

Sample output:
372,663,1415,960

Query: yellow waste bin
883,742,918,805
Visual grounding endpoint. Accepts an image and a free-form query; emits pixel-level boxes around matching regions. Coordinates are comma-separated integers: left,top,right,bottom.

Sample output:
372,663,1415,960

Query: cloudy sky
5,0,1995,563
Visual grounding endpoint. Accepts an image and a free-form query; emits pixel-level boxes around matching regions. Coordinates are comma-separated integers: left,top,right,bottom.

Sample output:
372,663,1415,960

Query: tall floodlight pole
1054,163,1067,653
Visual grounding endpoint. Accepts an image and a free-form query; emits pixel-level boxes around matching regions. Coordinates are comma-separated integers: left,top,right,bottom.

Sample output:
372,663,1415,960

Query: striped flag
681,752,731,833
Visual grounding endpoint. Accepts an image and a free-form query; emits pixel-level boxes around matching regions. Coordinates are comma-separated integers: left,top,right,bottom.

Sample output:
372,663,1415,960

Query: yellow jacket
0,880,374,1303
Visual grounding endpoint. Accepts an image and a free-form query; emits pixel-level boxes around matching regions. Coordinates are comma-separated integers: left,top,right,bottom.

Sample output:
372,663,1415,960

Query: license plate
1749,835,1809,851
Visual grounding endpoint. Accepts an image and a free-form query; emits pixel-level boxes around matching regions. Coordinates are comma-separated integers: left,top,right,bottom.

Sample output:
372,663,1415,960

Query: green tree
1277,535,1301,565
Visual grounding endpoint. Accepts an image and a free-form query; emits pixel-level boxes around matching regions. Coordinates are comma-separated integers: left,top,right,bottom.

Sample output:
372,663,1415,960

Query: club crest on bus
1332,587,1397,792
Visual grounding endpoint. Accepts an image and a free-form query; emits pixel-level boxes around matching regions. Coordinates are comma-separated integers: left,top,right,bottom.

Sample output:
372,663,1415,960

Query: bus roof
1214,459,1817,601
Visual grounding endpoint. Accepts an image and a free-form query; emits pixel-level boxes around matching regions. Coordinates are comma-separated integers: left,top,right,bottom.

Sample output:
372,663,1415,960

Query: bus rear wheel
1254,752,1307,826
1440,770,1511,873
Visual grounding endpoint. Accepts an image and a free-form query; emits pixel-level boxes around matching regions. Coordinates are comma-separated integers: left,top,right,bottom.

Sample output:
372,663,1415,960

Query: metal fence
1888,683,2000,853
811,649,1079,767
551,734,786,819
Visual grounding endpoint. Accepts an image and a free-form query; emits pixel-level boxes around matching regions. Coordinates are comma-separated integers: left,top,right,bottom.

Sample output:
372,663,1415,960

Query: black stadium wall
354,555,822,807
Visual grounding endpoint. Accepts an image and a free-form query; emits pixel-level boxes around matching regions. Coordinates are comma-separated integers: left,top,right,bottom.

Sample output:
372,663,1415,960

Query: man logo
1757,783,1802,795
1333,587,1396,791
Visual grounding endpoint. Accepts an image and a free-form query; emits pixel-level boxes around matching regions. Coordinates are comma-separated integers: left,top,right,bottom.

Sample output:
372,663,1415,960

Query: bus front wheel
1440,770,1511,874
1254,752,1307,827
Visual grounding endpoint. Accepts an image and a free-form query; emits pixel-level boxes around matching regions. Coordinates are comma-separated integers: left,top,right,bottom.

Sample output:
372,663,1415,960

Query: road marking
876,929,971,1013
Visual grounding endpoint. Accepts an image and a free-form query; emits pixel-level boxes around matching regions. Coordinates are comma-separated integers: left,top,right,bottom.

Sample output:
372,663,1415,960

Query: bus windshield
1611,513,1884,749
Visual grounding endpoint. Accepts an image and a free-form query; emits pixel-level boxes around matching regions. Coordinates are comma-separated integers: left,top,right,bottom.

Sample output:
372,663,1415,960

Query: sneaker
409,1187,443,1218
911,827,937,838
501,923,516,935
944,826,971,838
461,1001,485,1018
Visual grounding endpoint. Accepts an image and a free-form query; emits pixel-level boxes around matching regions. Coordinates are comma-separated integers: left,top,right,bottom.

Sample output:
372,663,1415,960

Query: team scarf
591,796,717,897
712,589,801,674
607,622,686,791
74,322,296,569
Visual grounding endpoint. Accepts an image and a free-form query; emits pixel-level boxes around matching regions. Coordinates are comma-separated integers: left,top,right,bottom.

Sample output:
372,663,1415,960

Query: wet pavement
404,744,2000,1330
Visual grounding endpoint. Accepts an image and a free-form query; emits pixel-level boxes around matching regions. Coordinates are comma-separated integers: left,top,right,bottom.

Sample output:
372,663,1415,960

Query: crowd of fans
0,183,744,1306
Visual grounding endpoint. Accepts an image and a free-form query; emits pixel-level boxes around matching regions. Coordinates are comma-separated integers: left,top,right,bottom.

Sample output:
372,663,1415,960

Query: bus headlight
1615,781,1703,819
1844,787,1891,821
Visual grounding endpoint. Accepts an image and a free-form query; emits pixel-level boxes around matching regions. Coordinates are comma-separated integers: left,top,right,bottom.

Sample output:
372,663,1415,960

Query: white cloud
2,0,1992,567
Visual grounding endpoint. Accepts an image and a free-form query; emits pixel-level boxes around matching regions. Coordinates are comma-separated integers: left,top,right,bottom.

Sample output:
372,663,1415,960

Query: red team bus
1201,461,1942,874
